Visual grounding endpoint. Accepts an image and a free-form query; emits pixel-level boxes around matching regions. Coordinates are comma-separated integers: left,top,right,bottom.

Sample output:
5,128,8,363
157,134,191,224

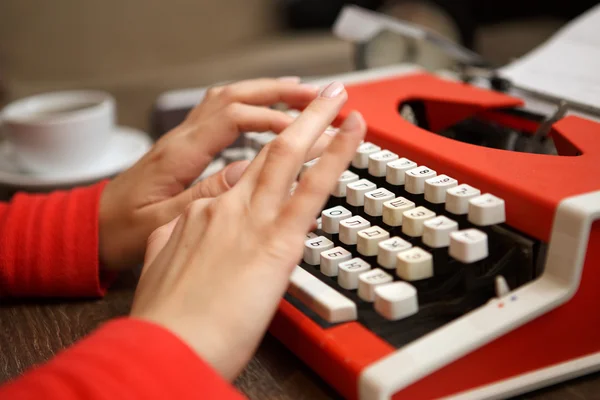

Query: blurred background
0,0,597,137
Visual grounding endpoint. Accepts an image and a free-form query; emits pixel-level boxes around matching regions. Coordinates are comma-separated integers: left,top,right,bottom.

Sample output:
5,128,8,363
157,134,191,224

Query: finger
251,82,348,208
279,111,366,232
233,127,336,197
144,216,180,267
210,78,319,108
188,106,298,159
166,160,250,217
217,105,297,137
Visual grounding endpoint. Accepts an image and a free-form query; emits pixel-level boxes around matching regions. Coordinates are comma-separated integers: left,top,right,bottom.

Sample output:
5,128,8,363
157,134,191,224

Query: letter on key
405,166,436,194
352,142,381,169
338,258,371,290
303,236,334,265
402,206,435,237
382,197,415,227
357,226,390,256
422,216,458,248
346,179,376,207
322,206,352,234
396,247,433,281
386,158,417,185
368,150,399,177
339,216,370,245
468,193,505,226
364,188,395,217
449,229,488,263
377,237,412,269
358,268,393,302
320,246,352,277
332,170,359,197
446,184,481,215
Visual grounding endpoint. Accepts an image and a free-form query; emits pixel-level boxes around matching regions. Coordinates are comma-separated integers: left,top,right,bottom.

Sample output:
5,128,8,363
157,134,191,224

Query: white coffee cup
0,90,115,175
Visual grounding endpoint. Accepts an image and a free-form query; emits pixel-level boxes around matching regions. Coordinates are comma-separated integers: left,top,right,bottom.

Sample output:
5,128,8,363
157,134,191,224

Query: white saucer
0,126,153,191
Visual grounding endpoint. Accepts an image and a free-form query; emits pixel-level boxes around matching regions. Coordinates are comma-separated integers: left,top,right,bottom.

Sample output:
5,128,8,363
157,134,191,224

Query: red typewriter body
270,71,600,399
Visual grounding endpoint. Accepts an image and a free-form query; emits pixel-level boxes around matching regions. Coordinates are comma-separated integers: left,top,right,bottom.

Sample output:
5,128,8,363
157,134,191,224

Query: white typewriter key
364,188,395,217
352,142,381,169
338,258,371,290
332,170,359,197
300,158,320,177
244,132,262,148
377,237,412,269
358,268,393,302
254,132,277,149
374,282,419,321
402,206,436,237
289,266,357,323
357,226,390,257
382,197,415,226
386,158,417,185
396,247,433,281
422,216,459,248
339,216,371,245
445,184,481,215
468,194,506,226
368,150,399,177
305,232,318,240
346,179,376,207
321,206,352,234
222,148,250,165
449,229,488,263
303,236,334,265
317,217,322,230
405,166,436,194
424,174,458,204
320,247,352,277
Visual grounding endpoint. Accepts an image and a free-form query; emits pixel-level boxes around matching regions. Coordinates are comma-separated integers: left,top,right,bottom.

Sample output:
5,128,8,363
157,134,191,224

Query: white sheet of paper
499,4,600,112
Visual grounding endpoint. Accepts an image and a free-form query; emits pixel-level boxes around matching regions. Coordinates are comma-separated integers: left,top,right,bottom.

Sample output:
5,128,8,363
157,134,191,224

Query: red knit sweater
0,182,244,399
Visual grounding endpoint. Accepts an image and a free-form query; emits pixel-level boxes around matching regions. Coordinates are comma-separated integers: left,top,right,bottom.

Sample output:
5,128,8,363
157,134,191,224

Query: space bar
287,266,357,323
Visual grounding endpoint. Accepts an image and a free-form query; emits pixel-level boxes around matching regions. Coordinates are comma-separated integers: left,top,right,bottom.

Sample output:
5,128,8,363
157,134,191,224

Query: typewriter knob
495,275,510,298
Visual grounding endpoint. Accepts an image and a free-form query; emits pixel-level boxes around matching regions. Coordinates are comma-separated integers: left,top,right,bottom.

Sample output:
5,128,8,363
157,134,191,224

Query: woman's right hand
129,81,366,381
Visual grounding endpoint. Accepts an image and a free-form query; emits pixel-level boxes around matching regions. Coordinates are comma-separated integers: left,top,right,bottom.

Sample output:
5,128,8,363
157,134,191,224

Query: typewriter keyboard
230,123,544,349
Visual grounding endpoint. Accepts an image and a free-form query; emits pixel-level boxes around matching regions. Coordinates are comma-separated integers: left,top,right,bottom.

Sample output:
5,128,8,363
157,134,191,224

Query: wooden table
1,188,599,399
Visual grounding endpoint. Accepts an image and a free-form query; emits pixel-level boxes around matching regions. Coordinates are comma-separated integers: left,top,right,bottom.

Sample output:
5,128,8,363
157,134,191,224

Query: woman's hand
130,82,366,380
98,77,324,271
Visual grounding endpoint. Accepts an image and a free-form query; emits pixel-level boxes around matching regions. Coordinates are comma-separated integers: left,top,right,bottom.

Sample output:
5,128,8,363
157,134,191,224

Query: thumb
190,160,250,199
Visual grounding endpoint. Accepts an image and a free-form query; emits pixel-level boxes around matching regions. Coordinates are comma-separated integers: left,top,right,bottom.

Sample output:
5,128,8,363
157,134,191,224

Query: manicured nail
224,160,250,187
324,127,339,137
302,83,320,91
278,76,301,83
319,81,345,98
340,111,363,131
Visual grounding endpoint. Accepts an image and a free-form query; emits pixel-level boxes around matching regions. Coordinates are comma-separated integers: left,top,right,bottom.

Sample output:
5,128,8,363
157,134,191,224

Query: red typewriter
153,65,600,399
269,68,600,400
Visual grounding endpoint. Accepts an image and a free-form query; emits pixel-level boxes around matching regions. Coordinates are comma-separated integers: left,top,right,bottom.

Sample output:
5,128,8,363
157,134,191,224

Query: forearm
0,181,113,297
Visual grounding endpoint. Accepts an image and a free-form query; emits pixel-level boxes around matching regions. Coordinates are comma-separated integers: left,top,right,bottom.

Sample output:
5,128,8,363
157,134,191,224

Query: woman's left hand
98,77,326,271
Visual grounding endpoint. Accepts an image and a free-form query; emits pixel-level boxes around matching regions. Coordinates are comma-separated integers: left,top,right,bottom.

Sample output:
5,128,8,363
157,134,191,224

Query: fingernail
319,81,345,98
324,127,339,137
340,111,363,131
278,76,301,83
302,83,320,91
224,160,250,187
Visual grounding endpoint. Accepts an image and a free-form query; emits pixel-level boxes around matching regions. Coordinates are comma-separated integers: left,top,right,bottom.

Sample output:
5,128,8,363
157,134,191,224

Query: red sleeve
0,318,245,400
0,181,114,297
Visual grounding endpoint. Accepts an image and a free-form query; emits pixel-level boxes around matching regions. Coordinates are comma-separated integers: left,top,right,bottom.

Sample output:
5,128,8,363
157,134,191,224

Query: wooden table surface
1,189,600,399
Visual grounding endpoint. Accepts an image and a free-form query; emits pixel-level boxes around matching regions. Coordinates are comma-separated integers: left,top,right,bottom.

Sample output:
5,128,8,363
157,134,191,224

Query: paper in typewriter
499,4,600,112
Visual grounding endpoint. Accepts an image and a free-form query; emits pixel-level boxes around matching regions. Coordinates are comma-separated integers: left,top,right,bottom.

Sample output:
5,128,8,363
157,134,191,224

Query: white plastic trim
445,351,600,400
358,190,600,400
